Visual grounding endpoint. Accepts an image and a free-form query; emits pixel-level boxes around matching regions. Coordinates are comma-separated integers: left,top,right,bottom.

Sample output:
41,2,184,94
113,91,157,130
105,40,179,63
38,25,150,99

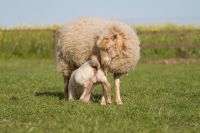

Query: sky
0,0,200,27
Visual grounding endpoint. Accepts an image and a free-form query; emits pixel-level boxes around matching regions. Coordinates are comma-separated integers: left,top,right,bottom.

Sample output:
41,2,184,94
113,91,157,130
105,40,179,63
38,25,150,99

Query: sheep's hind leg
63,76,69,100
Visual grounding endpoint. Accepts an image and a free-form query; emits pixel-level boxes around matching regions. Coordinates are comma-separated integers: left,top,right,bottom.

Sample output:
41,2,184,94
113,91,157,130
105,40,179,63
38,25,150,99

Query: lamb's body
68,61,111,104
57,18,140,104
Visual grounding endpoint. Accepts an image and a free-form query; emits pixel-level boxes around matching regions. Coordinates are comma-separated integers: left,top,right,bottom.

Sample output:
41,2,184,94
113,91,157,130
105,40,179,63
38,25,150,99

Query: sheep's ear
110,26,127,55
110,25,125,38
111,33,118,40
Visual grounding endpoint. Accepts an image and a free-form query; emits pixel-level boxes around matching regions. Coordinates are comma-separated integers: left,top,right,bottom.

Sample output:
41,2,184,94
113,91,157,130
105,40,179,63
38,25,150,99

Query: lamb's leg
63,76,69,100
100,67,112,105
100,93,106,106
80,82,93,102
83,93,91,102
114,73,123,105
102,81,112,104
100,81,112,105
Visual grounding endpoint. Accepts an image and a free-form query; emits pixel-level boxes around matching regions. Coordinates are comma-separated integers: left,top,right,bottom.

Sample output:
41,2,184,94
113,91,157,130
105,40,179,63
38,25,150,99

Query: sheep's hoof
116,100,123,105
64,96,68,100
68,98,74,101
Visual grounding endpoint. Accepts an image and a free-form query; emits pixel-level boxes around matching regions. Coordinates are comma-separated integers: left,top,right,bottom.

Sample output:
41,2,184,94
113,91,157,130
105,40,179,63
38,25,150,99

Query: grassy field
1,25,200,59
0,59,200,132
0,30,53,58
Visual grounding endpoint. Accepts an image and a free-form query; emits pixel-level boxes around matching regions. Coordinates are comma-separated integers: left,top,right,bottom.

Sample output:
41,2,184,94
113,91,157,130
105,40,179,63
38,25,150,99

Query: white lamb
68,59,112,105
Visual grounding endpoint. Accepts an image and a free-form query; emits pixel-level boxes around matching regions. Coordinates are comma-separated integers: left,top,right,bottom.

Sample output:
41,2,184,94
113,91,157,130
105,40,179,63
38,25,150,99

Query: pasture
1,25,200,59
0,59,200,132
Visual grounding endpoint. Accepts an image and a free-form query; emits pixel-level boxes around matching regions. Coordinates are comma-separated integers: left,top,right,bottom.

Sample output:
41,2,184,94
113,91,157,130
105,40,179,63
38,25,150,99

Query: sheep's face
100,50,111,67
96,26,126,65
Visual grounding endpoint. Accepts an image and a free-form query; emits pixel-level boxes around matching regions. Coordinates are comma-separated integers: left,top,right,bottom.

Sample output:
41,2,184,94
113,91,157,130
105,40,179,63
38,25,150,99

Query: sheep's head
96,26,126,67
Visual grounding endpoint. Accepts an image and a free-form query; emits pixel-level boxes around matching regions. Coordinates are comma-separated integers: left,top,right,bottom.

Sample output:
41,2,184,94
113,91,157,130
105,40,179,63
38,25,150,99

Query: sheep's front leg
114,73,123,105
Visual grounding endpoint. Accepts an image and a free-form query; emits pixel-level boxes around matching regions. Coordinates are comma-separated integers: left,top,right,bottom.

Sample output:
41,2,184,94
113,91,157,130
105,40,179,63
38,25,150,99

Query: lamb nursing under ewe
56,17,140,105
68,57,112,105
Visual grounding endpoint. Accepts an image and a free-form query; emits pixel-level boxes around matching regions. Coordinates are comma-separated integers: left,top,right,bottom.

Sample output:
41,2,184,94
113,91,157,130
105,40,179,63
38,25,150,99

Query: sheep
57,17,140,105
68,57,112,105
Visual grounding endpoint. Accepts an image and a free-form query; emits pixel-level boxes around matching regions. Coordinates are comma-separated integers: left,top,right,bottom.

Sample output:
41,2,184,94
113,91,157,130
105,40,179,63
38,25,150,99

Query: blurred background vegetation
0,24,200,60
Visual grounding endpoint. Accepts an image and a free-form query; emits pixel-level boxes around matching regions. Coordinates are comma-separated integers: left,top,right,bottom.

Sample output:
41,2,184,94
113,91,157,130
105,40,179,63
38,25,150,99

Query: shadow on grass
35,91,64,100
91,94,102,103
35,91,102,103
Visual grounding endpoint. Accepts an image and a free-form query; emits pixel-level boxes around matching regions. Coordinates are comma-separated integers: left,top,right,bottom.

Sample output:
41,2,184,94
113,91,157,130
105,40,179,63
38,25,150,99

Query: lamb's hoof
100,101,107,106
106,99,112,105
100,97,106,106
116,100,123,105
80,98,87,103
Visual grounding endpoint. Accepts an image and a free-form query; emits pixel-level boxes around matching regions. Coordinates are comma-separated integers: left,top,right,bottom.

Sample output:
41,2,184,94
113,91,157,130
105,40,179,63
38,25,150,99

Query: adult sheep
57,18,140,105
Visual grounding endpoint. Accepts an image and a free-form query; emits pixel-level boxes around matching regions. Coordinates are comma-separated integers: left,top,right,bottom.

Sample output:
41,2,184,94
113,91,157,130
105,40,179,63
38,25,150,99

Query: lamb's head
96,26,126,67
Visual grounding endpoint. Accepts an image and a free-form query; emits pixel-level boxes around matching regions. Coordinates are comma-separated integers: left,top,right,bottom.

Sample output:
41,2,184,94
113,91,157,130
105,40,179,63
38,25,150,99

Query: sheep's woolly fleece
57,18,140,76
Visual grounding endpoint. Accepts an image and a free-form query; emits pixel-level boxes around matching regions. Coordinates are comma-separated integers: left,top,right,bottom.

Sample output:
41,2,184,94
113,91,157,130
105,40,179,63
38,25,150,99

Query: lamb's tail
90,55,101,69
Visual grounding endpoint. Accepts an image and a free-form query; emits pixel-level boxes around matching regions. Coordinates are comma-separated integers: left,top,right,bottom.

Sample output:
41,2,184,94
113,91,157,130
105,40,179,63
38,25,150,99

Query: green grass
134,24,200,32
0,59,200,133
1,25,200,59
0,30,53,58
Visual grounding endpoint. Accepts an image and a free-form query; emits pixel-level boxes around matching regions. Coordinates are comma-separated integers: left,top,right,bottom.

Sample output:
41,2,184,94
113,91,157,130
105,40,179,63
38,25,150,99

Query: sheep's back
59,18,109,67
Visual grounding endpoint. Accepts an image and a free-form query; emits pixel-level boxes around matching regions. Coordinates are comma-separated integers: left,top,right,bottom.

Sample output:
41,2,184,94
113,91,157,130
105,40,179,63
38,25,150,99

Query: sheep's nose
102,57,111,66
